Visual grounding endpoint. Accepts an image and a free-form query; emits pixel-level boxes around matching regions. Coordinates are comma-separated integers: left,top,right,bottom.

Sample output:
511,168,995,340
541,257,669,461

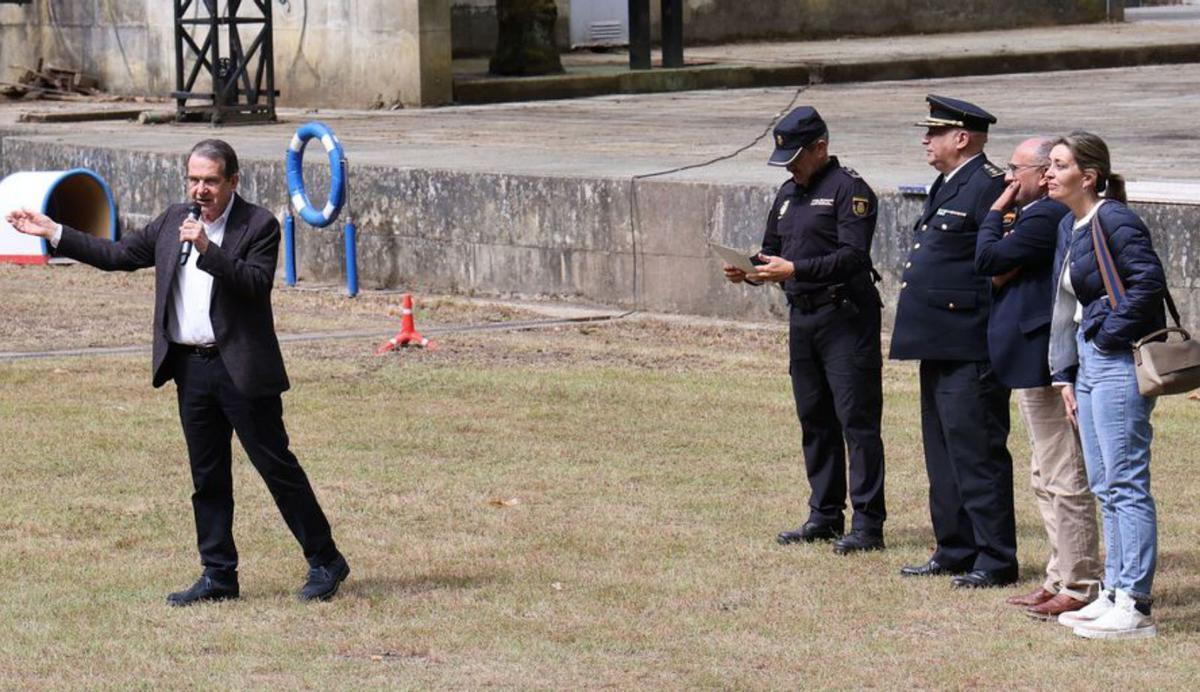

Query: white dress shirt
169,196,235,346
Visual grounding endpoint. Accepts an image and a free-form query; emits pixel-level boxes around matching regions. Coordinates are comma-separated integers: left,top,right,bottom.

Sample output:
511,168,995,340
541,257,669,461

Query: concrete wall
3,135,1197,326
676,0,1116,44
0,0,451,109
451,0,1117,56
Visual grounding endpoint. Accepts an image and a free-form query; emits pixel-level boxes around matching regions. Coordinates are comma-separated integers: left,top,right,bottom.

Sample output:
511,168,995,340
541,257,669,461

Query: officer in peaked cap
724,106,887,555
892,95,1018,588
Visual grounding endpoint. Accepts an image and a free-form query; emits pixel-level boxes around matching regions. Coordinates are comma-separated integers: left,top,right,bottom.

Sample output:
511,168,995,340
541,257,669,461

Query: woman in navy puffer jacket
1045,131,1166,641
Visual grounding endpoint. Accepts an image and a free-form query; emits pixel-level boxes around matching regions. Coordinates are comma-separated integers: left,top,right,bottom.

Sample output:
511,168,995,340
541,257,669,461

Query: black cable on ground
626,84,808,310
276,85,809,336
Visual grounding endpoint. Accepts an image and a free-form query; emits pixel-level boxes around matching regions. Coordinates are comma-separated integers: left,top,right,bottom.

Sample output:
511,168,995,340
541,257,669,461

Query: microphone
179,203,202,266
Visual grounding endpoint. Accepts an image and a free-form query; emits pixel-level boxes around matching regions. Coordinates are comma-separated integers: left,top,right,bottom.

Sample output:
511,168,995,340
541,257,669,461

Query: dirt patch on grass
0,264,546,353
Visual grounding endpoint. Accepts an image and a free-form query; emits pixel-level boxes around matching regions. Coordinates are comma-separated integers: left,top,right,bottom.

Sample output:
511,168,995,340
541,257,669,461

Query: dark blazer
890,154,1007,361
1056,200,1166,354
974,198,1070,389
54,194,290,398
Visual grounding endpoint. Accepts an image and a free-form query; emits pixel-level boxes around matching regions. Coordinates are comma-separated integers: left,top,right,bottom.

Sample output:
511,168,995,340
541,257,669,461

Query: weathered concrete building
1,1,1119,108
454,0,1121,56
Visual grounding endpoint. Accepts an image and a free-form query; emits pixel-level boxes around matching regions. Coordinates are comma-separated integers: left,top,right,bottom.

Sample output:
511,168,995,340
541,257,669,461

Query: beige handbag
1092,216,1200,396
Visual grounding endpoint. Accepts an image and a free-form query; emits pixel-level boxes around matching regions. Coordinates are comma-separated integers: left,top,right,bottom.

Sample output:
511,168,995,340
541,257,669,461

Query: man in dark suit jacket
975,137,1100,619
890,95,1017,588
6,139,349,605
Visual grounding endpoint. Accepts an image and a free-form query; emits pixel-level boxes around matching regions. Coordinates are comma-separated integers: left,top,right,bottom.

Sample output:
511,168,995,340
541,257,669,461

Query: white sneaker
1073,590,1157,640
1057,588,1114,628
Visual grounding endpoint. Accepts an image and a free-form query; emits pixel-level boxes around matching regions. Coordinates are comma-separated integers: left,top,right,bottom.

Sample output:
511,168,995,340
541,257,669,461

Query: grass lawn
1,265,1198,688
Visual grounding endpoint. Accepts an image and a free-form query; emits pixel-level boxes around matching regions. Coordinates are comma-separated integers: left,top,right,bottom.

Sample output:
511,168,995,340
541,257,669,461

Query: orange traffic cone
376,293,435,354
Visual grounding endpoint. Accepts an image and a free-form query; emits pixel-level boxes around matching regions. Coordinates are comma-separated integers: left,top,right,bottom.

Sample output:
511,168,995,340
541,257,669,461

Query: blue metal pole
283,212,297,287
344,217,358,298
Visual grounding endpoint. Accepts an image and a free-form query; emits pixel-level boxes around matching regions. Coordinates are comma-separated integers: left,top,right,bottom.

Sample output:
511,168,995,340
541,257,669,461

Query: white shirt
1060,199,1108,325
943,153,982,183
169,196,235,346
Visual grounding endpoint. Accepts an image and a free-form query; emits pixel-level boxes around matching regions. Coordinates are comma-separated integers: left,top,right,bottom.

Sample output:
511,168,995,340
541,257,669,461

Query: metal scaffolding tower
173,0,277,125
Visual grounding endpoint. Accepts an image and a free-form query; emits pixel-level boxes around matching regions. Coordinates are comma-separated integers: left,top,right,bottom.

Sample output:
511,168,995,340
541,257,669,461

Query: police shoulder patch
984,162,1004,178
852,196,869,217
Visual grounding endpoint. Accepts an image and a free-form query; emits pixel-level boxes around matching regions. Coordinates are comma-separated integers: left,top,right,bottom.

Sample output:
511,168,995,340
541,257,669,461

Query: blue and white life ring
285,121,346,228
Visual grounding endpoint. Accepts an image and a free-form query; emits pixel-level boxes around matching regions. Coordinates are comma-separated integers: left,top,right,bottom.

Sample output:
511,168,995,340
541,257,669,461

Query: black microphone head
187,203,202,219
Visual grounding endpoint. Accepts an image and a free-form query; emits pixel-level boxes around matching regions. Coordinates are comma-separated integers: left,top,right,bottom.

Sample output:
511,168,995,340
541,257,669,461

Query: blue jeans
1074,331,1157,599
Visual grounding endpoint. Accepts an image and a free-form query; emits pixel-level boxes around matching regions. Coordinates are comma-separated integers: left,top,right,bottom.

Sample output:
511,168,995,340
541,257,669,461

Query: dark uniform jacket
760,156,878,298
1055,201,1166,358
889,154,1006,361
54,195,291,398
974,197,1070,389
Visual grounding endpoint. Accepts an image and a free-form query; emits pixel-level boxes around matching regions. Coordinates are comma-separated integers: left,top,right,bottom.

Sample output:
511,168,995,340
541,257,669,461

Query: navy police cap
914,94,996,133
768,106,828,167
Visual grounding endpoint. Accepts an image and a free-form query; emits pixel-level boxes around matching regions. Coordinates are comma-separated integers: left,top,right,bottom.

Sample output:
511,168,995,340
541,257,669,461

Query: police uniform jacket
889,154,1006,361
760,156,878,297
974,197,1070,389
1047,201,1166,384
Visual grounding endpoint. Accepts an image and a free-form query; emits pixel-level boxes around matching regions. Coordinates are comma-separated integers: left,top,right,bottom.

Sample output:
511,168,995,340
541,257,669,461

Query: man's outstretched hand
5,209,57,239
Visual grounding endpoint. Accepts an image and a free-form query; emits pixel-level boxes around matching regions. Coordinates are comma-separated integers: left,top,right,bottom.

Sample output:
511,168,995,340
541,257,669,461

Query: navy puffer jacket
1061,201,1166,352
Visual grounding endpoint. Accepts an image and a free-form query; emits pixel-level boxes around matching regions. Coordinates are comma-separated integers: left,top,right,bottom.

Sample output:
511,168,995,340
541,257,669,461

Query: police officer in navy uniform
724,106,887,555
892,96,1018,587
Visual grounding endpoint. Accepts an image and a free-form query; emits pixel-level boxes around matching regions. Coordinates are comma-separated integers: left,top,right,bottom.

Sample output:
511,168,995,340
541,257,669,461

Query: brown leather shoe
1025,593,1088,621
1006,587,1054,607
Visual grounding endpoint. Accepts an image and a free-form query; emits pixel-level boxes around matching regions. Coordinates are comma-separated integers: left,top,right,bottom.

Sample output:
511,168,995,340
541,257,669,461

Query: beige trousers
1018,386,1102,601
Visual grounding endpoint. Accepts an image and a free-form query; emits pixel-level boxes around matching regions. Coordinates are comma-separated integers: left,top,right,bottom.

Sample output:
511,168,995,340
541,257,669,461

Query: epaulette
984,162,1004,178
842,167,862,179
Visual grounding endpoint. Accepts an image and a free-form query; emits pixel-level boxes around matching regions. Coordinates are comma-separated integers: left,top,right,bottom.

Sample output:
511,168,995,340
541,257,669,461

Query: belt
172,342,219,357
787,288,840,312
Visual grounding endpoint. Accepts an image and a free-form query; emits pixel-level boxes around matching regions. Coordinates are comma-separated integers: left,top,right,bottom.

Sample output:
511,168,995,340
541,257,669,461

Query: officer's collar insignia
984,162,1004,178
778,199,790,217
852,196,869,217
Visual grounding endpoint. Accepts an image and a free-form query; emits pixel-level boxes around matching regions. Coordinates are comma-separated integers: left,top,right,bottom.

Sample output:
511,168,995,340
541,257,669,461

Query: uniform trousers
172,346,338,579
788,294,886,533
1017,386,1102,600
918,359,1016,572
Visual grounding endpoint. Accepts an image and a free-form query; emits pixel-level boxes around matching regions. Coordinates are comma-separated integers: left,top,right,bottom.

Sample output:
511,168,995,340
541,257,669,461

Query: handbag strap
1090,213,1182,328
1091,215,1125,309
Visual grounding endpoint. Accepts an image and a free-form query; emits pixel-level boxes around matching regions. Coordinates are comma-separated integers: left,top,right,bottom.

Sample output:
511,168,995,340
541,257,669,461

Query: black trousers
788,296,886,533
918,359,1016,573
172,346,338,579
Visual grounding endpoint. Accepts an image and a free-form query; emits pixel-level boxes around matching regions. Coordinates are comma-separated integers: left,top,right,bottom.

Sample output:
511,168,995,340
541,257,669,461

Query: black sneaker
166,575,239,607
299,554,350,601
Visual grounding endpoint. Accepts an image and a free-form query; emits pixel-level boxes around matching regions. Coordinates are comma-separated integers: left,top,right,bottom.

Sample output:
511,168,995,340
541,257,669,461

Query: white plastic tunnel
0,168,118,264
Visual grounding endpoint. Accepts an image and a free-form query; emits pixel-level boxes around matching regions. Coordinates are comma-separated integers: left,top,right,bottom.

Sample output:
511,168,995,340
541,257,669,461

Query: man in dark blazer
891,95,1017,588
974,137,1101,618
6,139,349,605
